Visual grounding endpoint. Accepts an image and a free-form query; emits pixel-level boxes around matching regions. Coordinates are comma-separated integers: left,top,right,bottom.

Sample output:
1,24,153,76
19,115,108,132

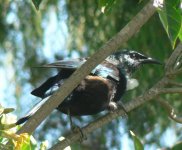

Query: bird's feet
71,125,87,142
117,102,128,118
108,101,128,118
68,110,87,142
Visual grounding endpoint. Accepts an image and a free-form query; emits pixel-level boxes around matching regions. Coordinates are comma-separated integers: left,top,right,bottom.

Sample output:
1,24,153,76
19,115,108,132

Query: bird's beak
140,57,163,65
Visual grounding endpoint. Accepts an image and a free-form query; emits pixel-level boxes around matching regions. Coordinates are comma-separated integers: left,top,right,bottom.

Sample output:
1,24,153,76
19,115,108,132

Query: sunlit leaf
158,0,182,48
3,108,15,114
98,0,116,13
32,0,42,10
130,130,144,150
0,130,37,149
0,105,14,116
0,106,4,116
153,0,164,8
12,133,31,150
178,27,182,41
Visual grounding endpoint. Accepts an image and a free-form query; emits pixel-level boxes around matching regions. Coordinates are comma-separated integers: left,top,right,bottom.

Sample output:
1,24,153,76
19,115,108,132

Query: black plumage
31,60,127,116
16,50,161,125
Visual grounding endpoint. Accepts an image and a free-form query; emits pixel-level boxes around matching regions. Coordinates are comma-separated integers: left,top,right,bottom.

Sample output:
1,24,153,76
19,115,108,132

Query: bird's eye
132,54,136,57
130,53,136,58
130,52,145,59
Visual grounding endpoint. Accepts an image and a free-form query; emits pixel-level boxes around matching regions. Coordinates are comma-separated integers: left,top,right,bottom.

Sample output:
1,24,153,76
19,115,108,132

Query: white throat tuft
126,78,139,90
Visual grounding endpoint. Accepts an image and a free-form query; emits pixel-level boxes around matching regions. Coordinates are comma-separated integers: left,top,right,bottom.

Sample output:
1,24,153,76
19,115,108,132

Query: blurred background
0,0,181,149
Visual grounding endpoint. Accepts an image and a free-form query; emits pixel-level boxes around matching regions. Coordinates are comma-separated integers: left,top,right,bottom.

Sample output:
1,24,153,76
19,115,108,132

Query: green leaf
171,141,182,150
178,27,182,41
130,130,144,150
98,0,116,13
20,135,31,150
158,0,182,48
3,108,15,114
0,105,14,115
0,107,4,116
32,0,42,10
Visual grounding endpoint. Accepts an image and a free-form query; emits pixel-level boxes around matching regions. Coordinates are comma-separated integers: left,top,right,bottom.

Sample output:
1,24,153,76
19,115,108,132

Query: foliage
130,131,144,150
130,130,182,150
156,0,182,48
32,0,42,10
0,105,47,150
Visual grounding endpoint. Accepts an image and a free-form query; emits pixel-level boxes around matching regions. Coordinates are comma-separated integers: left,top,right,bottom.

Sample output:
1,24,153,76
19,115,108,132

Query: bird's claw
71,125,87,142
118,102,128,118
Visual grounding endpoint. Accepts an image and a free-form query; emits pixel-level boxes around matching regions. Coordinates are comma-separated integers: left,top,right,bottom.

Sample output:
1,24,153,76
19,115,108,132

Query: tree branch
49,41,182,149
17,0,156,134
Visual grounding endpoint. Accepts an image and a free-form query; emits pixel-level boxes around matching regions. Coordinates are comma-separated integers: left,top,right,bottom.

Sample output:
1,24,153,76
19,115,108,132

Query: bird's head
107,50,162,77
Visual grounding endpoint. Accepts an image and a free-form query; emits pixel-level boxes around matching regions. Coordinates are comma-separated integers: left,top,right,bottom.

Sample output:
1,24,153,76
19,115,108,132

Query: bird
16,49,161,125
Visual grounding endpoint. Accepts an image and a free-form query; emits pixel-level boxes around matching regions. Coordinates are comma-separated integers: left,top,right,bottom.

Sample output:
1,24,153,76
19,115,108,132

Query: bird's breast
58,75,118,116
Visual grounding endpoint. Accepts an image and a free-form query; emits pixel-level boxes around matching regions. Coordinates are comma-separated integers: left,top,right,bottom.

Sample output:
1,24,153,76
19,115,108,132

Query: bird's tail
31,74,60,99
16,115,31,125
16,98,49,125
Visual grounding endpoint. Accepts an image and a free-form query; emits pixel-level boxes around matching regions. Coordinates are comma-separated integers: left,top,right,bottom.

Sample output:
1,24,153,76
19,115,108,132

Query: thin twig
157,99,182,124
166,80,182,87
173,52,182,70
159,88,182,94
171,68,182,75
165,43,182,75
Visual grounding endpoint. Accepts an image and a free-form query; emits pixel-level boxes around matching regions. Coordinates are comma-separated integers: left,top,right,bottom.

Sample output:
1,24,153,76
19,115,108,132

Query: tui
16,50,161,125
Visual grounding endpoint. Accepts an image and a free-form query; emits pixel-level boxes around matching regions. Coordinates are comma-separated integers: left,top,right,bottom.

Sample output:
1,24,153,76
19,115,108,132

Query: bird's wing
41,58,88,69
37,57,120,81
92,62,120,81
